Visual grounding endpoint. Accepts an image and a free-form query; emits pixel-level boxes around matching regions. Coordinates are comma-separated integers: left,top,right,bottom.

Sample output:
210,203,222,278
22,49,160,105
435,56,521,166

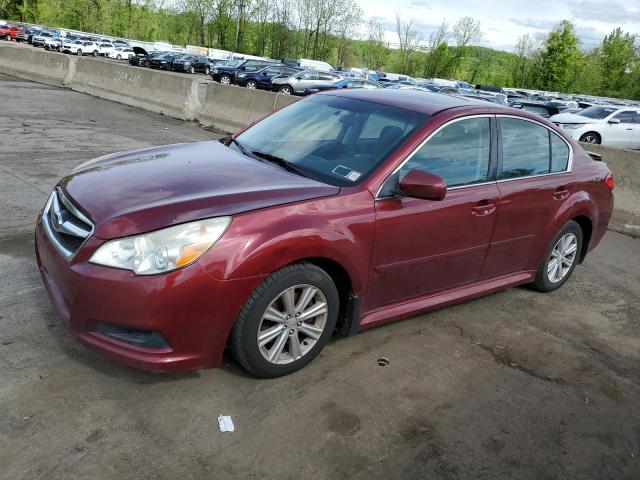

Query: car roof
323,89,483,115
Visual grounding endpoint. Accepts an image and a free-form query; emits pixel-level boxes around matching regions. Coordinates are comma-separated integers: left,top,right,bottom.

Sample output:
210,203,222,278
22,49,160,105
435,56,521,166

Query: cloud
567,0,640,25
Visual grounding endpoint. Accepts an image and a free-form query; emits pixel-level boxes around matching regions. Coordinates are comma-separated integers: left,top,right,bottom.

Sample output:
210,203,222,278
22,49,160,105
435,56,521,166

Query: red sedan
35,90,613,377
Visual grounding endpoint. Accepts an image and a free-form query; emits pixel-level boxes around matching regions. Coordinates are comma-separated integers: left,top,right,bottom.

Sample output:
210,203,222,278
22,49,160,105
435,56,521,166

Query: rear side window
520,105,550,118
400,117,491,188
550,134,569,172
499,118,550,179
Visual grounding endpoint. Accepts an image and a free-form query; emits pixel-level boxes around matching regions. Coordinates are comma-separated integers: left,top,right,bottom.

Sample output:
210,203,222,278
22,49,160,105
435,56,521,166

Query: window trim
496,114,573,183
375,114,496,199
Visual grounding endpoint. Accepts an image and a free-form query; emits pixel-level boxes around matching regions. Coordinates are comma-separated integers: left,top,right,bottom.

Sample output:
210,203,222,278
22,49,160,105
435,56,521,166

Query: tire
230,263,339,378
278,85,293,95
92,50,97,57
245,80,258,89
204,67,210,75
116,54,121,60
189,66,195,74
532,221,583,293
579,132,601,144
76,49,82,56
219,74,232,85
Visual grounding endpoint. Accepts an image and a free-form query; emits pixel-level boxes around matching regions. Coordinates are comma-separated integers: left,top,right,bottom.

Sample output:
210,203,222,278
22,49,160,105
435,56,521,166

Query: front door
606,110,636,148
367,116,499,310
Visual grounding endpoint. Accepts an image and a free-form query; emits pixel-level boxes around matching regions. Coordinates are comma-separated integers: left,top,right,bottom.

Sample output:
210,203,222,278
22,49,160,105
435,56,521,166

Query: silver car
272,70,342,95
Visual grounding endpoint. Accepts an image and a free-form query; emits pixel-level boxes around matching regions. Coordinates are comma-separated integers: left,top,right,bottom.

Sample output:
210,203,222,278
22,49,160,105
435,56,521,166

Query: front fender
197,188,376,297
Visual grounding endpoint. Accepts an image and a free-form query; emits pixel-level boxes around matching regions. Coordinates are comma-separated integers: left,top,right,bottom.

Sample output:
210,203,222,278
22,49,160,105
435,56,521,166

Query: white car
70,41,99,56
108,47,134,60
550,106,640,149
97,42,115,56
43,36,62,51
61,40,83,54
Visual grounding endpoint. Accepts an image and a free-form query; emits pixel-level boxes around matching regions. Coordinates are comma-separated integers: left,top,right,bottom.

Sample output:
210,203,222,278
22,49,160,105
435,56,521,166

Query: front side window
613,111,636,124
399,117,491,188
234,95,427,187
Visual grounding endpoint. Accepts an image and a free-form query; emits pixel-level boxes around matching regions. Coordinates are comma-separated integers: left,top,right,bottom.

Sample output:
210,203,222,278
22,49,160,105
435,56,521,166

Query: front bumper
35,220,263,372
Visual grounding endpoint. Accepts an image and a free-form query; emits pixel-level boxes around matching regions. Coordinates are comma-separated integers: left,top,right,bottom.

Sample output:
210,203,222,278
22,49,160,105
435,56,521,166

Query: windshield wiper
251,150,312,179
226,136,252,158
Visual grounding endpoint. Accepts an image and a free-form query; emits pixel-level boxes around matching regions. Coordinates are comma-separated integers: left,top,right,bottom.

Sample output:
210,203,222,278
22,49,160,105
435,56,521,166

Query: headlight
90,217,231,275
561,123,585,129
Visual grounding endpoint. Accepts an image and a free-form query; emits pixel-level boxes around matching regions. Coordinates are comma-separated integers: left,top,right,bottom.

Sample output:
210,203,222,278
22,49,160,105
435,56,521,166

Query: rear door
481,116,574,278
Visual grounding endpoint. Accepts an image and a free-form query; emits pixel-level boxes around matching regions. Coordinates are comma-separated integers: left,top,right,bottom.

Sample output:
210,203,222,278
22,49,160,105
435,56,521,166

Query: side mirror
608,118,621,124
398,170,447,200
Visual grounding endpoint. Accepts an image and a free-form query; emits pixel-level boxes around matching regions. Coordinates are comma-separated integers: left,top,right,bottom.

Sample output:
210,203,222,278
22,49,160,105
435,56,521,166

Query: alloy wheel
547,233,578,283
220,76,231,85
257,284,328,365
246,81,257,89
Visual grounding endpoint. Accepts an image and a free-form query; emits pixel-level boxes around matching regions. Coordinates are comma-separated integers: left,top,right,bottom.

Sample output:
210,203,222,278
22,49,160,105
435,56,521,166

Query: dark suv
236,65,302,90
211,59,280,85
149,52,178,71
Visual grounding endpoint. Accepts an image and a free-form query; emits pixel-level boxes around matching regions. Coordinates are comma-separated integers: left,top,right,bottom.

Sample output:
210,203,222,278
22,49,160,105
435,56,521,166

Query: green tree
538,20,581,91
600,27,637,95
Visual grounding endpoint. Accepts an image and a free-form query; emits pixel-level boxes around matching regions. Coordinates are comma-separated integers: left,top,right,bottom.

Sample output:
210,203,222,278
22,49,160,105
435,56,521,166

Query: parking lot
1,73,640,479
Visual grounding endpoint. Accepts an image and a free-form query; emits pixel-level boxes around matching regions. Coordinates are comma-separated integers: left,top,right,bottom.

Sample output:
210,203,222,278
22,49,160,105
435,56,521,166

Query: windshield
222,60,242,67
579,106,620,119
177,55,194,61
234,95,428,187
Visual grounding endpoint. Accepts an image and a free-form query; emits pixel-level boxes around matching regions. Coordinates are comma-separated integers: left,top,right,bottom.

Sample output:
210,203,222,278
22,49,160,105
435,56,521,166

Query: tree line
2,0,639,99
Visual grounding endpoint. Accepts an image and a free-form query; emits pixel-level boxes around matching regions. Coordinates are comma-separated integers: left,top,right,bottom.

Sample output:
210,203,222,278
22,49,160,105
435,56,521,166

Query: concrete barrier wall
199,81,299,132
70,57,201,120
0,43,71,86
579,143,640,237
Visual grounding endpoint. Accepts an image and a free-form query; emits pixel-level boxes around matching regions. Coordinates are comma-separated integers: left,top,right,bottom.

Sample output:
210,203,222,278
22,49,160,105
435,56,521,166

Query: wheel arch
571,215,593,263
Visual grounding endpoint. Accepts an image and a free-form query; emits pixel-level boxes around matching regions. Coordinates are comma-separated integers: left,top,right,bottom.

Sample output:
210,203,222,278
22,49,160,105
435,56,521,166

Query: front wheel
92,50,98,57
204,67,210,75
532,221,583,292
230,263,339,378
245,80,258,89
189,66,195,74
116,54,121,60
76,49,82,56
219,74,232,85
579,132,601,144
278,85,293,95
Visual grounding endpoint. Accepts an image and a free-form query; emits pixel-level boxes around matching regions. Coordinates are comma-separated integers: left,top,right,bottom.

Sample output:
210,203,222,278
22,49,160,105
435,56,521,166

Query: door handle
553,187,570,200
471,200,496,216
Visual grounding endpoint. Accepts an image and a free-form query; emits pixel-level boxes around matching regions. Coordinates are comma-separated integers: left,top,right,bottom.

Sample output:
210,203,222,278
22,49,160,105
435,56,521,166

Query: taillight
605,172,614,191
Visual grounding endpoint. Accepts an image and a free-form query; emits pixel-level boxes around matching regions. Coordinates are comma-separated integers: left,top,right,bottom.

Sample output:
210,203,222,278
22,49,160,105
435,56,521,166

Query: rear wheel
230,263,339,378
76,49,82,56
579,132,601,144
92,50,98,57
116,54,121,60
245,79,258,89
278,85,293,95
189,65,195,74
204,67,210,75
532,221,583,292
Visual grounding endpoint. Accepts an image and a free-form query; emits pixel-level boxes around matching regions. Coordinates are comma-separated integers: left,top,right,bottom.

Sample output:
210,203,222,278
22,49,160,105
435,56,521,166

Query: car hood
60,141,340,239
549,112,597,123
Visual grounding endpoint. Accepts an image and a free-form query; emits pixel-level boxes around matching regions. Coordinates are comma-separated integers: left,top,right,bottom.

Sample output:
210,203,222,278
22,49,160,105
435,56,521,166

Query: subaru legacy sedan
35,91,614,378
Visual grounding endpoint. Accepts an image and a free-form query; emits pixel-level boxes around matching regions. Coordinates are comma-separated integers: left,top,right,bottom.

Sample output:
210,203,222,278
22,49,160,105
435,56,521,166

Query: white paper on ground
218,415,235,432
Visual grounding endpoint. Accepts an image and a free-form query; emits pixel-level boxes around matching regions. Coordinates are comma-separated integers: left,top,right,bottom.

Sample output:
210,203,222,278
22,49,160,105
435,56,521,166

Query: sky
359,0,640,51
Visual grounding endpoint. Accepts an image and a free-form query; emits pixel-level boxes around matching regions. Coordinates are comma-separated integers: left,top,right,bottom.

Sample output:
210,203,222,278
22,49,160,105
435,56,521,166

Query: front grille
42,187,94,259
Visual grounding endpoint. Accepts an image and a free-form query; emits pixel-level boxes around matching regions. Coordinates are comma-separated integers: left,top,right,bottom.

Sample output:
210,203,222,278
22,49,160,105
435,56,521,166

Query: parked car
551,106,640,148
547,100,579,111
14,26,33,43
305,78,383,94
236,65,302,89
60,39,84,54
129,46,151,67
170,54,211,74
43,35,63,51
475,84,506,95
97,42,115,56
438,87,462,95
0,24,19,40
31,31,54,47
75,41,100,56
149,52,177,70
27,28,42,44
108,47,135,60
34,90,614,377
512,101,563,119
415,82,443,92
271,70,342,95
211,58,280,84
